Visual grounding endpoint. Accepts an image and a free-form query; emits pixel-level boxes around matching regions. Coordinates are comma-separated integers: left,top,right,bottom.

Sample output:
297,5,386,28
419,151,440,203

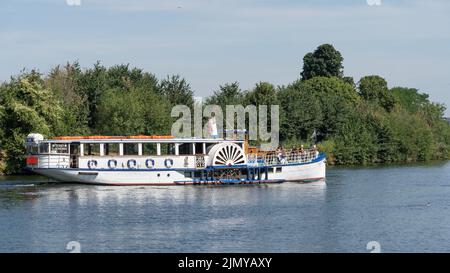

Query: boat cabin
25,134,246,170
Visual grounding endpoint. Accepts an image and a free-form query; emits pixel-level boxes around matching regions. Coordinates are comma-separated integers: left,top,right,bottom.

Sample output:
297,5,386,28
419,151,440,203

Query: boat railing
35,154,70,168
247,149,320,166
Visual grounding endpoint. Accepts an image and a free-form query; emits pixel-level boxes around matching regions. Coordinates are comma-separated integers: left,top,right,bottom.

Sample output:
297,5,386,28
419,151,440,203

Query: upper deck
24,133,322,171
46,136,245,144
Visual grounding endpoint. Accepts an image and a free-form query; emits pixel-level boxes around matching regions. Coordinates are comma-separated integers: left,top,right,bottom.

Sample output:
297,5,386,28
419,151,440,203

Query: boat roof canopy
45,135,244,144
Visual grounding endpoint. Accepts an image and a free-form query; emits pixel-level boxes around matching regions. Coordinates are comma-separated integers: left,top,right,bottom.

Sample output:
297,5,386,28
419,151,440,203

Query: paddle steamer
24,133,326,185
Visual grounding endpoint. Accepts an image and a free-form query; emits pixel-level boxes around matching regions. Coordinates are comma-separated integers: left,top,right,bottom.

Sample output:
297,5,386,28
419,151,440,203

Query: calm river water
1,161,450,253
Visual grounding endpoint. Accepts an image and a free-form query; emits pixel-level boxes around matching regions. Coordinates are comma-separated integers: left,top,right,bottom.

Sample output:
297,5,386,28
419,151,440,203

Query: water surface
1,161,450,252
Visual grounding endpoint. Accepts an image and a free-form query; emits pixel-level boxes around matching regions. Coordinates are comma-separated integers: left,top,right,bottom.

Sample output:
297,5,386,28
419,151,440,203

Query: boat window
195,143,205,155
105,143,119,156
179,143,193,155
160,143,175,155
70,144,79,155
124,143,138,155
85,143,100,156
205,143,216,154
51,143,68,154
39,143,49,153
184,171,192,178
276,167,282,173
26,145,39,155
143,143,157,155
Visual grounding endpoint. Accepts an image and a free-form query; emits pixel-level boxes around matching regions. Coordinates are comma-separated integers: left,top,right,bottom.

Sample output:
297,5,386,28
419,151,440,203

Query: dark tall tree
301,44,344,80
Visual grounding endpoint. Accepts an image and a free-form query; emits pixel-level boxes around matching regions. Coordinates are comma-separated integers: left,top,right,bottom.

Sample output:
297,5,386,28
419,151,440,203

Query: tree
205,82,244,109
278,82,323,141
76,61,108,129
301,77,360,138
158,75,194,108
342,76,355,87
301,44,344,80
96,87,172,136
244,82,279,106
45,62,90,135
0,71,66,174
358,75,396,112
390,87,429,113
332,110,378,165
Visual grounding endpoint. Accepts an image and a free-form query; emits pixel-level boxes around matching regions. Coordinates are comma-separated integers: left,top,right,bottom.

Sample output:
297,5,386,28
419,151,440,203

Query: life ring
127,159,137,169
145,158,155,169
108,159,117,169
87,160,98,169
164,158,173,168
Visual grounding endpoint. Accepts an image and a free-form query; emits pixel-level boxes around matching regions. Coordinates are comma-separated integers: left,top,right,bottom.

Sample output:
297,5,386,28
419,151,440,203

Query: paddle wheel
208,142,247,166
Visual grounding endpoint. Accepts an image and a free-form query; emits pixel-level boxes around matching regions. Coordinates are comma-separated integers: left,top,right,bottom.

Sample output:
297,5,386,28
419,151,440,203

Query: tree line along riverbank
1,44,450,174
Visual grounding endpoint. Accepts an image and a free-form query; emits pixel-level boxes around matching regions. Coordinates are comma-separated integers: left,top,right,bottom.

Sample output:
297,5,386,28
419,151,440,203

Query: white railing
247,149,320,166
37,154,70,168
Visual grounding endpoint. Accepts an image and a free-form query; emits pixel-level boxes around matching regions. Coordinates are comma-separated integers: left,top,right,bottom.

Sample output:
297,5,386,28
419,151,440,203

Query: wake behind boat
24,133,326,185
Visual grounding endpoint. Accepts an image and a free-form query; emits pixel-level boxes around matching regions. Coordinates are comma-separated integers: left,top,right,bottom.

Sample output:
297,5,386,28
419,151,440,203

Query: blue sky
1,0,450,114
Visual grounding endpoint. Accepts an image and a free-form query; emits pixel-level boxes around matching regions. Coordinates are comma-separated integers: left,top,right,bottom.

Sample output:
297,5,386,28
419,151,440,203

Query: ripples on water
1,161,450,253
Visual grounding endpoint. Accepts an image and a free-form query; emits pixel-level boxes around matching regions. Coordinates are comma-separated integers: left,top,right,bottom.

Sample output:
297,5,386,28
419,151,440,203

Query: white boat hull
31,157,326,186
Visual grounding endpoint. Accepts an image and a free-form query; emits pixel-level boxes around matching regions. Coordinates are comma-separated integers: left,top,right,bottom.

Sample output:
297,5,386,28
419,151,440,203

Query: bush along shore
1,44,450,174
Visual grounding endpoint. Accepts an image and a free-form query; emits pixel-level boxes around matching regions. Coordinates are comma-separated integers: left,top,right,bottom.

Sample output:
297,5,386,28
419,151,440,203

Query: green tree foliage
244,82,279,143
0,71,66,174
1,43,450,174
301,77,360,137
332,108,378,165
76,61,107,128
244,82,279,107
279,77,359,142
158,75,194,108
278,82,323,141
96,87,172,135
205,82,244,109
301,44,344,80
342,76,356,88
0,63,194,174
359,75,397,112
390,87,429,113
45,62,90,135
75,62,160,129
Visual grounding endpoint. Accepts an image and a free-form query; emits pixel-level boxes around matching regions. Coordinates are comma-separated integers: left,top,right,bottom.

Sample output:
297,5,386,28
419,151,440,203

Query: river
1,161,450,253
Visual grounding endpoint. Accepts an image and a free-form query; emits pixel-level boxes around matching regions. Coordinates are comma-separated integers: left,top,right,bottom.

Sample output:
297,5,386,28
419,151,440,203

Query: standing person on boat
277,146,284,164
312,144,319,158
278,146,287,164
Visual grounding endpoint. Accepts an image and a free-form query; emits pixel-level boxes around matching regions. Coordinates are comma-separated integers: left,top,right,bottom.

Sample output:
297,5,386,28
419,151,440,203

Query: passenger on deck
312,144,319,157
277,146,286,164
300,145,305,161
